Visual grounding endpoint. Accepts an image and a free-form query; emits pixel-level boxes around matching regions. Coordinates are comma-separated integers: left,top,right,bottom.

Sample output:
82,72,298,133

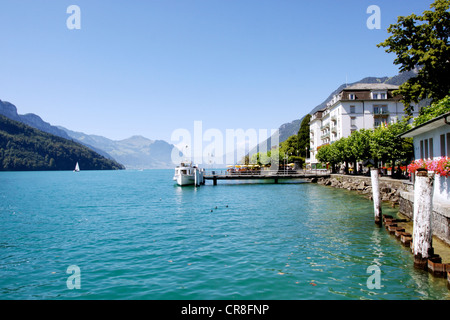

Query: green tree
413,95,450,126
297,114,311,157
315,145,329,163
346,129,372,174
377,0,450,115
369,121,413,171
316,143,340,173
280,135,306,165
280,135,297,160
315,123,412,176
349,129,372,162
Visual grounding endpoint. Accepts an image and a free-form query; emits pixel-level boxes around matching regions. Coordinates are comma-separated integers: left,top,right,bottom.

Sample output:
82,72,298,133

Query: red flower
407,157,450,177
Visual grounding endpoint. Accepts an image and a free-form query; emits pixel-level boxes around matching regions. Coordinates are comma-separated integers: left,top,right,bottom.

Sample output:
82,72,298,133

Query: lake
0,170,448,299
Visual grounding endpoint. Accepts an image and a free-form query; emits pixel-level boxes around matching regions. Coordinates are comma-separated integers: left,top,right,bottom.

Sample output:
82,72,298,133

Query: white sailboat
74,162,80,172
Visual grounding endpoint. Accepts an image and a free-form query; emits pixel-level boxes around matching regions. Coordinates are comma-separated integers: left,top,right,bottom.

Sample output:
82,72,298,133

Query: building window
421,138,435,160
349,93,355,100
350,106,356,114
351,117,356,127
447,133,450,157
420,140,424,160
372,91,387,100
429,138,434,159
373,105,388,114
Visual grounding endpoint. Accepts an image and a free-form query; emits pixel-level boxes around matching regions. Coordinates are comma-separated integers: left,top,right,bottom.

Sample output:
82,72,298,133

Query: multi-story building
308,83,420,166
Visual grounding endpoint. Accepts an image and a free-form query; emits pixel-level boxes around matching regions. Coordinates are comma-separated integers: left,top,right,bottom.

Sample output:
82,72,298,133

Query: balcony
374,121,388,128
320,123,330,130
321,132,330,140
331,126,337,133
373,109,390,117
311,111,323,121
326,93,343,107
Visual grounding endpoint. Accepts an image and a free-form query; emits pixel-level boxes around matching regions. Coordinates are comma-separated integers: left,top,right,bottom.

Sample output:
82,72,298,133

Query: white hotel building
308,83,420,166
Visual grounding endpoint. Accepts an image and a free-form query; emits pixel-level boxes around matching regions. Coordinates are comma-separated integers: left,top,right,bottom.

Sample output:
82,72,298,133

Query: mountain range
0,70,422,169
58,127,175,169
0,100,177,169
0,114,124,171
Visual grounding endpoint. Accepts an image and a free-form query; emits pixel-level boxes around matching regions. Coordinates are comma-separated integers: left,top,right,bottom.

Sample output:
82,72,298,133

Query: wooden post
370,168,382,225
412,170,435,270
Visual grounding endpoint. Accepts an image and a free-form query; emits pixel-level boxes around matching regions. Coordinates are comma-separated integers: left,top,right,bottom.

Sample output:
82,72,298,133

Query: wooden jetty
203,170,330,185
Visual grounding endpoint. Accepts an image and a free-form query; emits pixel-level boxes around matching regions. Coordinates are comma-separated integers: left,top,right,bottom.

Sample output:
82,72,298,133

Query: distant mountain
0,100,178,169
0,115,124,171
248,70,420,157
0,100,73,139
0,100,116,161
59,128,176,169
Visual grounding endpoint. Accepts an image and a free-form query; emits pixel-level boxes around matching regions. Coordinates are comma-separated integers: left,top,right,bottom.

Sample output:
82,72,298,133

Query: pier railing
204,169,331,177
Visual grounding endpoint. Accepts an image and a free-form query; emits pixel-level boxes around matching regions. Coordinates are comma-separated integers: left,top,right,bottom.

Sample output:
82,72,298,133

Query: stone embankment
312,174,413,207
310,173,450,247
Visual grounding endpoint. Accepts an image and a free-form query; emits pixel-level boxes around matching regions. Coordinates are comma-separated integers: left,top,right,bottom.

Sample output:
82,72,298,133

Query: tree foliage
297,114,311,158
413,95,450,126
316,121,413,174
377,0,450,114
0,115,125,171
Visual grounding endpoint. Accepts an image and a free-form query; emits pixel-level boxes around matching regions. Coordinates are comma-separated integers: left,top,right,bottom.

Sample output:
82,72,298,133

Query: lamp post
284,154,288,174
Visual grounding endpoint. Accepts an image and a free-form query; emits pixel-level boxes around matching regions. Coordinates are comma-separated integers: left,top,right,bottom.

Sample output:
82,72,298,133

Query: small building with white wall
401,112,450,204
400,112,450,245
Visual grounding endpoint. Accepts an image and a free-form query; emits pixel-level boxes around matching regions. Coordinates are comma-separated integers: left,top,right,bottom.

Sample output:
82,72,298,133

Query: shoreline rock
313,174,407,207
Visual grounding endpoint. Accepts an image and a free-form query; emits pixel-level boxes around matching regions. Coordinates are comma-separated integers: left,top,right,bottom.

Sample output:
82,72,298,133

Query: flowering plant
407,159,430,173
407,157,450,177
434,157,450,177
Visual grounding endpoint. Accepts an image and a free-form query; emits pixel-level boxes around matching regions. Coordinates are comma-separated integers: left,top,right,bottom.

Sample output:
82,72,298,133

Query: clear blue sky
0,0,432,142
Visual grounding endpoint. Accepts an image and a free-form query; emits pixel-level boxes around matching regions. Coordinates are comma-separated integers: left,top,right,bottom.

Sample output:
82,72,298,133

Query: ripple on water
1,171,449,300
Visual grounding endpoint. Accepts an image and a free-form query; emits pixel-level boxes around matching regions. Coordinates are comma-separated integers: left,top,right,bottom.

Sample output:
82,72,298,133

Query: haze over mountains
0,100,177,169
58,127,175,169
0,70,421,169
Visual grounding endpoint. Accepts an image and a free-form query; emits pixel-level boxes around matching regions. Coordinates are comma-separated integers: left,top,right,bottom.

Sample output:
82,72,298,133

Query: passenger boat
173,162,205,186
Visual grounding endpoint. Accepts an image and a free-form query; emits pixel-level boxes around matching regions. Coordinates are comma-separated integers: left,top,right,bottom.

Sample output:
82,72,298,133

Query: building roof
400,112,450,138
343,83,399,91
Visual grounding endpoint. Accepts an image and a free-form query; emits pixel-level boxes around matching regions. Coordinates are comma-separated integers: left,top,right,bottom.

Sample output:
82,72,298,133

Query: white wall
412,124,450,203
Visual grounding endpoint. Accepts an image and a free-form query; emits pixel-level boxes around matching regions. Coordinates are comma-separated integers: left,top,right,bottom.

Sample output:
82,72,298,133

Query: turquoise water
0,170,448,300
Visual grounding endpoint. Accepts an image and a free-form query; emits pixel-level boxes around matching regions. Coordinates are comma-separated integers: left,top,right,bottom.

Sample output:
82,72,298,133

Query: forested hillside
0,115,124,171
